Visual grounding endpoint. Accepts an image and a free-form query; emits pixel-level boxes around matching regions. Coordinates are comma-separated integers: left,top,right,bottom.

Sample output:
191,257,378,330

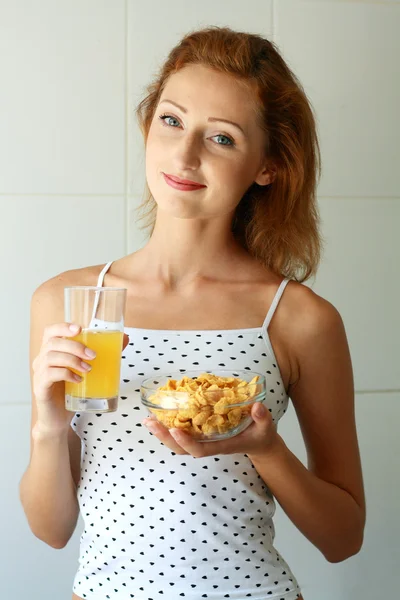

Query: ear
254,161,277,187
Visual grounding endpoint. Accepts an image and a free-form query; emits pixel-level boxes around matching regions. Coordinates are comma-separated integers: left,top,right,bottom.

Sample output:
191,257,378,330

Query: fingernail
170,428,181,440
144,421,157,432
69,324,80,333
80,361,92,371
254,403,265,418
85,348,96,358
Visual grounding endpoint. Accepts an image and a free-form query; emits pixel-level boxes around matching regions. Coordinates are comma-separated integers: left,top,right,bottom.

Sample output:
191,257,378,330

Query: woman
20,26,365,600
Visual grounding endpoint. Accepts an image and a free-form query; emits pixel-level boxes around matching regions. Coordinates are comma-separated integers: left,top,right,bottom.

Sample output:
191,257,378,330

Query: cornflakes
148,373,262,438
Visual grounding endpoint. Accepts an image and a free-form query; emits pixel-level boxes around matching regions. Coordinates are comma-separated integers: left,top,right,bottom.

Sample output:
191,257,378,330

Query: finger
38,366,83,389
251,401,268,421
143,419,188,455
250,402,275,432
168,428,224,458
122,333,129,351
45,337,96,361
42,323,81,345
44,350,93,373
170,422,259,458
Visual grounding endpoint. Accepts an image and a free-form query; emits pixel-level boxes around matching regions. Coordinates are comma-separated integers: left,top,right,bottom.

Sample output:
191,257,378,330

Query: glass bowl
140,370,266,442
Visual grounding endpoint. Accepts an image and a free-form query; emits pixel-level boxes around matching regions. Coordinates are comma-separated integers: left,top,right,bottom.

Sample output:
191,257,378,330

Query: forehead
160,64,260,127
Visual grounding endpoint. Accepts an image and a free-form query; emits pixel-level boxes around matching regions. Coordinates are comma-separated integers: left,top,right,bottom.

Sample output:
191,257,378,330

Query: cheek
217,160,253,197
147,120,172,150
145,131,172,181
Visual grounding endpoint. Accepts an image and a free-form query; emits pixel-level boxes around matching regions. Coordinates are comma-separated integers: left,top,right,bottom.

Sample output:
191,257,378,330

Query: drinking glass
64,286,127,412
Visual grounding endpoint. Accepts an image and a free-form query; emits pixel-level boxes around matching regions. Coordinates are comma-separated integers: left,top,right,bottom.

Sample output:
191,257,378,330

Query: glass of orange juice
64,286,127,413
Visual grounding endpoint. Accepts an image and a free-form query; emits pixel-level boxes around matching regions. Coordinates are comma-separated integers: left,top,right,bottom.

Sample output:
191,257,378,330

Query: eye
158,114,235,148
159,114,180,128
213,134,234,147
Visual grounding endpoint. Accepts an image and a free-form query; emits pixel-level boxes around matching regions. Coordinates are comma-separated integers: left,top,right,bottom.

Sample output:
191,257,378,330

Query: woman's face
145,64,273,221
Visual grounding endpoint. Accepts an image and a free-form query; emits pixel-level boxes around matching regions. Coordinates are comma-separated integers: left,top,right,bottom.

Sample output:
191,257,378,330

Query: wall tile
0,0,125,194
311,196,400,391
274,1,400,197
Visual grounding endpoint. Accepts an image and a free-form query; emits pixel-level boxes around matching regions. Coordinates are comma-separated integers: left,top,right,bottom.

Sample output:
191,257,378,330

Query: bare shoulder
37,263,106,289
32,263,106,307
270,280,345,388
285,281,344,346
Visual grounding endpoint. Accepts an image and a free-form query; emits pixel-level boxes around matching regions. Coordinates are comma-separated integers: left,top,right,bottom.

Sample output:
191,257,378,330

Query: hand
32,323,129,436
142,401,279,460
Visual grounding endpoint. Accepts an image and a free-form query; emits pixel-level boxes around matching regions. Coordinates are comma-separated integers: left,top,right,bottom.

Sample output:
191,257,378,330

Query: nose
172,132,201,171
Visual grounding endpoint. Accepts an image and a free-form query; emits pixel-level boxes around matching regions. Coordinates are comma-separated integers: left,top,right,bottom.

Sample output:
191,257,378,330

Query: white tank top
71,261,302,600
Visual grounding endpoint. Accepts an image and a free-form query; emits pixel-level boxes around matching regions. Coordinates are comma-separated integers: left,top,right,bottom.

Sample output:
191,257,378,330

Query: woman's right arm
19,276,88,549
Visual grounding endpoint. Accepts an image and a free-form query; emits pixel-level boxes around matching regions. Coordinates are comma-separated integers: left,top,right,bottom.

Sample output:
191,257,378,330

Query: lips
163,173,206,188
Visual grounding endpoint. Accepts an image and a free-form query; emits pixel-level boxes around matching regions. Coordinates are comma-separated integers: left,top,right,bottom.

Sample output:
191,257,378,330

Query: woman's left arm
249,292,366,563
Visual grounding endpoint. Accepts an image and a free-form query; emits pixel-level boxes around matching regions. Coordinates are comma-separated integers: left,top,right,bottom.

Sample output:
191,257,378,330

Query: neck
134,210,249,290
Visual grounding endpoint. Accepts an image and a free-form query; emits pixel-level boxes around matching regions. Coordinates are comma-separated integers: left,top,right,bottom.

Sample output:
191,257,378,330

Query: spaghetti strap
262,278,290,331
96,261,113,287
90,261,114,323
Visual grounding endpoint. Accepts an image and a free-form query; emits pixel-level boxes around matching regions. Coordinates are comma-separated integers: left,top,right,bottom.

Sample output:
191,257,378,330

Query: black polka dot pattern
70,321,302,599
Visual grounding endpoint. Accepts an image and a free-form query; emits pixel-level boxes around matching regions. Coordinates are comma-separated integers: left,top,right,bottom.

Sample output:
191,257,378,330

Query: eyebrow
159,99,246,136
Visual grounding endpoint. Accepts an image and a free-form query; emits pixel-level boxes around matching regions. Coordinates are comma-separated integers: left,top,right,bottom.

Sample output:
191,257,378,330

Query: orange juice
65,330,124,406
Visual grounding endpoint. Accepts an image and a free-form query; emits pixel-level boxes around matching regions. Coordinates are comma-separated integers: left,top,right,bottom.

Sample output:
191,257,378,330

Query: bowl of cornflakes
140,370,266,442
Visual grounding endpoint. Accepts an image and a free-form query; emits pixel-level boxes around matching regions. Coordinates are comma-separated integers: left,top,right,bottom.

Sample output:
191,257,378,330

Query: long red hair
135,26,323,283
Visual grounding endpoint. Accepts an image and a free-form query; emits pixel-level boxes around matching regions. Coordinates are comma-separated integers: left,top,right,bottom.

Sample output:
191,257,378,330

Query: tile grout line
271,0,275,40
124,0,129,256
7,388,400,408
1,193,399,200
0,193,126,198
355,389,400,395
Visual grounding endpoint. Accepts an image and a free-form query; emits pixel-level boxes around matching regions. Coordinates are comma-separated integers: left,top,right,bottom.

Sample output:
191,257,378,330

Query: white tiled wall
1,1,399,598
0,0,126,195
315,197,400,391
274,1,400,198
